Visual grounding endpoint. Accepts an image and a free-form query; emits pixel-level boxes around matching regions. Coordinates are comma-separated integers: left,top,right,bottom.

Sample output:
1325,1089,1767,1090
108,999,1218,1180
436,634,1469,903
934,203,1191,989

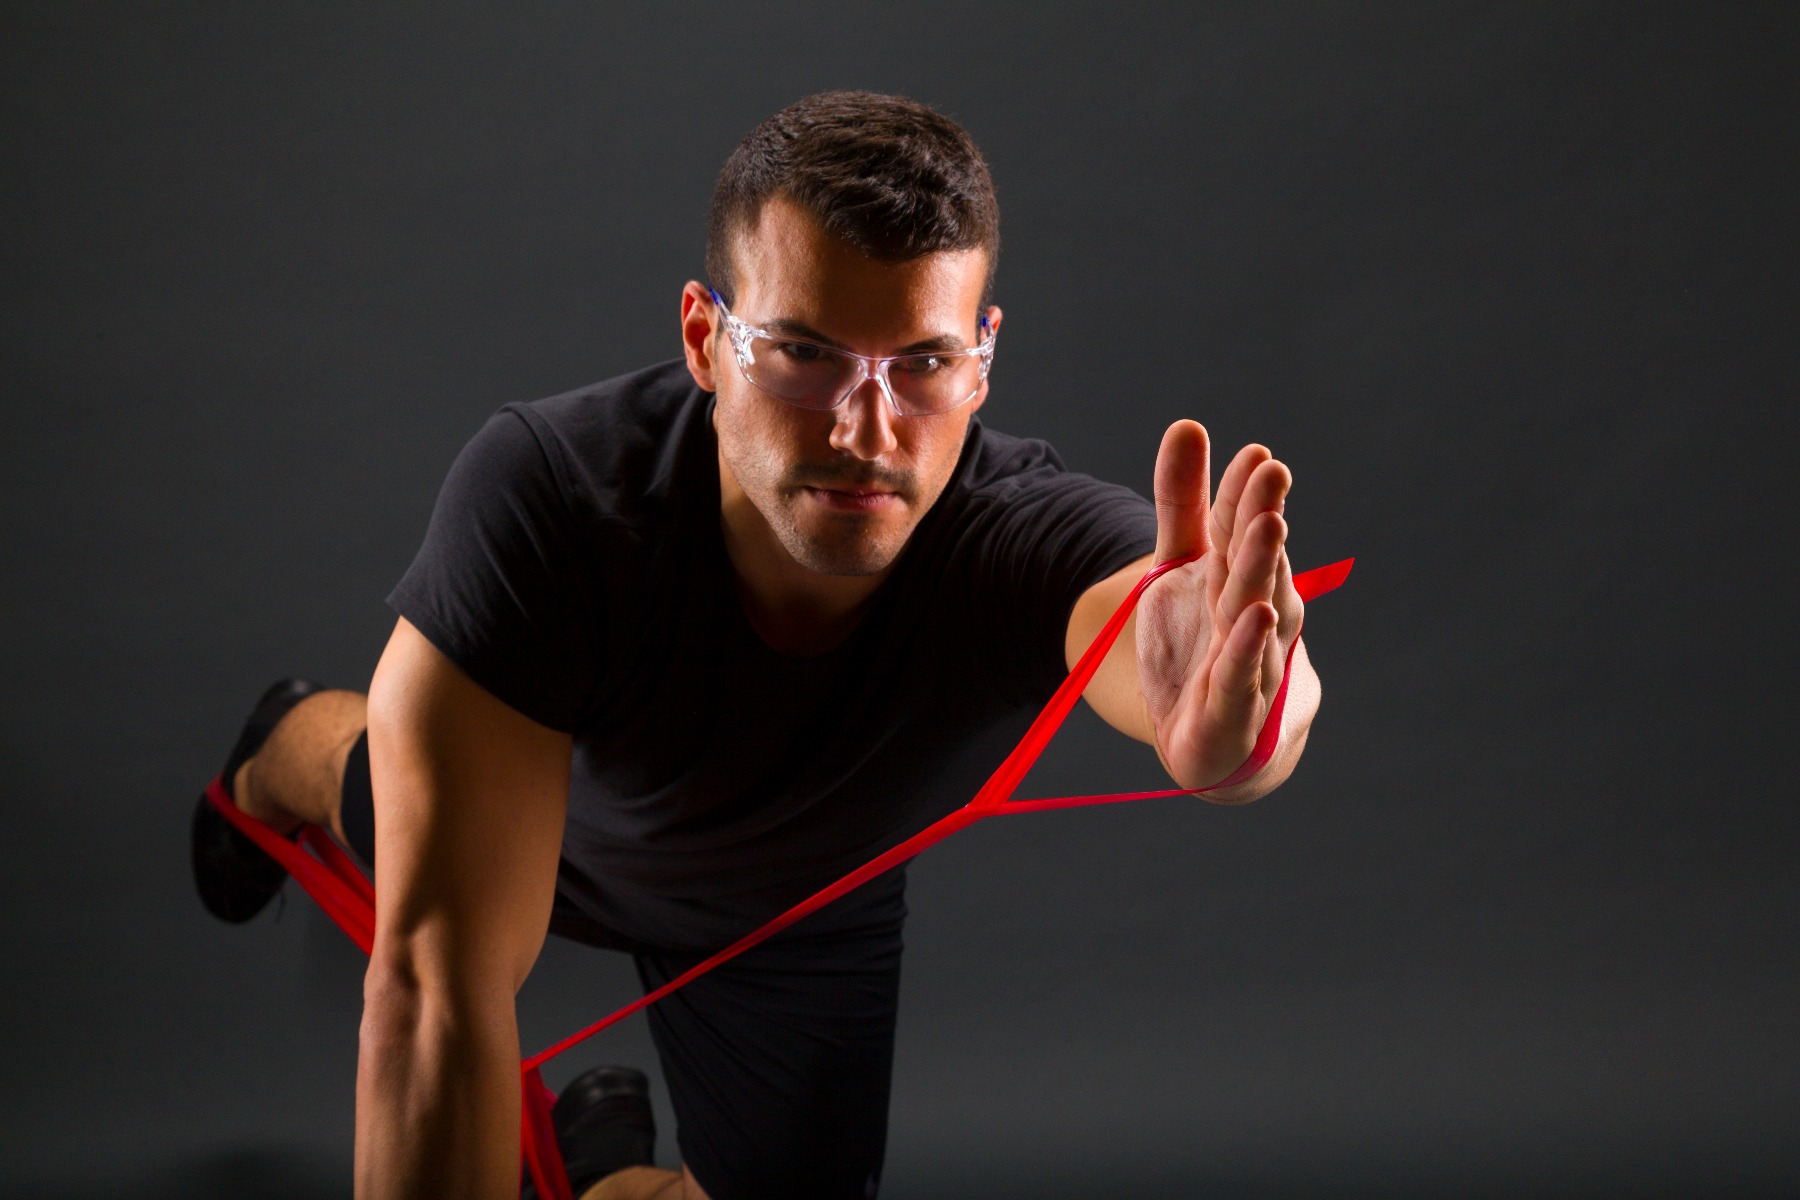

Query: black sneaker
523,1066,658,1199
190,678,324,923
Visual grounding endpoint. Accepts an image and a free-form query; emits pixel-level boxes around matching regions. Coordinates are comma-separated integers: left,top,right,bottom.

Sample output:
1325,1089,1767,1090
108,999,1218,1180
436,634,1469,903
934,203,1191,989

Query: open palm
1135,420,1305,793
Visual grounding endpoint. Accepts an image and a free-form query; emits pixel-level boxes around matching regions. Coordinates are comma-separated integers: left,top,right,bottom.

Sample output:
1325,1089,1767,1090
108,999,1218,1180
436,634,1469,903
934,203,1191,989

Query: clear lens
887,351,987,413
743,336,857,410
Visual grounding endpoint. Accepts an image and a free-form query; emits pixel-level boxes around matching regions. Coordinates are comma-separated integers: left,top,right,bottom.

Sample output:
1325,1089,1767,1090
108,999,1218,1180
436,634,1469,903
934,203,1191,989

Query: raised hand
1136,420,1305,793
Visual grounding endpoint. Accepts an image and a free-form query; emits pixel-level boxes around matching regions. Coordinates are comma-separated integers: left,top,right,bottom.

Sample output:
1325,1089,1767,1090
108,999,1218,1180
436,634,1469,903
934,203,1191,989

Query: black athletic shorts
342,730,905,1200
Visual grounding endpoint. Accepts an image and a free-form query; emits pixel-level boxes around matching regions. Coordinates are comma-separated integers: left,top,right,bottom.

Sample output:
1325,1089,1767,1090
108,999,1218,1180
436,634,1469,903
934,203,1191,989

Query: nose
827,367,899,461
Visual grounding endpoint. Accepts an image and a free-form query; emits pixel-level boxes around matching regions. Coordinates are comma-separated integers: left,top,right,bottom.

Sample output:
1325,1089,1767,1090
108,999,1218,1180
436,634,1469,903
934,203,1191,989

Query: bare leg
586,1164,707,1200
232,688,366,847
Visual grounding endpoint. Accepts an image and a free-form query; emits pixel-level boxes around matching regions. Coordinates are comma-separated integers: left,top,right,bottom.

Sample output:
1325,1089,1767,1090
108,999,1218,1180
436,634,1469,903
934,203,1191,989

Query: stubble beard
730,442,925,577
771,452,924,575
766,494,906,577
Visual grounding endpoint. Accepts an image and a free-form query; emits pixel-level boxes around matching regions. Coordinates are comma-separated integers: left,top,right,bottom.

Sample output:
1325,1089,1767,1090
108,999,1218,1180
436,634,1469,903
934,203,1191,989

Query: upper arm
1065,553,1157,745
365,616,572,1001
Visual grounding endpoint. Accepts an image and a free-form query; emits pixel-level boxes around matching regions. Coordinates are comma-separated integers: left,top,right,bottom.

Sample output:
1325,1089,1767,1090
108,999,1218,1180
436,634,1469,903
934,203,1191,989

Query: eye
773,340,830,363
894,353,950,376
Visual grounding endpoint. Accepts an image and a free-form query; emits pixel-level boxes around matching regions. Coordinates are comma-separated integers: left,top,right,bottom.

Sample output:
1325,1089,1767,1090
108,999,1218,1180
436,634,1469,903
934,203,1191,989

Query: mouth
799,485,905,513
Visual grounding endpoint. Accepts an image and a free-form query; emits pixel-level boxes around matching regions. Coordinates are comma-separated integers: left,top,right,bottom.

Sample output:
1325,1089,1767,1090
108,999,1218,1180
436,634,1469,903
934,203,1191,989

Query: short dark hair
705,91,1000,308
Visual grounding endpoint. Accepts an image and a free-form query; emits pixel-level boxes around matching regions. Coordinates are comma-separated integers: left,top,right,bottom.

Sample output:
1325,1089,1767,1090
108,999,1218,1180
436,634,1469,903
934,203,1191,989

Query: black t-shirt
387,359,1157,951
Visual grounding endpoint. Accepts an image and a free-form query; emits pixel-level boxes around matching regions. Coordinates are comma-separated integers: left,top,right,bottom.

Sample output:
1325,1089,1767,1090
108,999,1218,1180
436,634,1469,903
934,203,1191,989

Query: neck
717,448,895,657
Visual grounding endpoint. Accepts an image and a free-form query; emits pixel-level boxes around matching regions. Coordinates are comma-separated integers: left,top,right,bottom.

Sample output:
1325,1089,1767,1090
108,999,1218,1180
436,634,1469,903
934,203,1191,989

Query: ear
966,304,1003,415
680,281,721,392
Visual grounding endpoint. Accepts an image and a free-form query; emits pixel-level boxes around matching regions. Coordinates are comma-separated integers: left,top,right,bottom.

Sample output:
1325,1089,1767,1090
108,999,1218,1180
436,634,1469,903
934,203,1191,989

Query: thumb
1152,419,1211,564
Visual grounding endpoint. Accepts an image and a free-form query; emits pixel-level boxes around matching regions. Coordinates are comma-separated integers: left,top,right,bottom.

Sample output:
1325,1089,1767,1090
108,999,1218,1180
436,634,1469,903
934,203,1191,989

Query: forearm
355,962,523,1200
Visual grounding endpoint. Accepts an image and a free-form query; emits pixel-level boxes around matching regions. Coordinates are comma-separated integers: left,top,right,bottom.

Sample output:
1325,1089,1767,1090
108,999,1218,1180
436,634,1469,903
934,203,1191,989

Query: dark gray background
3,3,1795,1196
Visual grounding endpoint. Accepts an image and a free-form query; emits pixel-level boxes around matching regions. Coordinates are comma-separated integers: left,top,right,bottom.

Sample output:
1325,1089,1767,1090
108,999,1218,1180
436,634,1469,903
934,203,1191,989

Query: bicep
365,616,571,998
1065,553,1157,745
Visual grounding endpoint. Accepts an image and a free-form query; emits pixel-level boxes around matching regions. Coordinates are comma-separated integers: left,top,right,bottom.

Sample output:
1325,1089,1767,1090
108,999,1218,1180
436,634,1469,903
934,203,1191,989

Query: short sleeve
385,406,602,733
956,444,1158,703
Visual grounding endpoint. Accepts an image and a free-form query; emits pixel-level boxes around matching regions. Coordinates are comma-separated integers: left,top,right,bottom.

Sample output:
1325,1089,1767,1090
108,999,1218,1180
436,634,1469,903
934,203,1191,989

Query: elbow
362,952,424,1035
360,951,434,1072
360,940,515,1064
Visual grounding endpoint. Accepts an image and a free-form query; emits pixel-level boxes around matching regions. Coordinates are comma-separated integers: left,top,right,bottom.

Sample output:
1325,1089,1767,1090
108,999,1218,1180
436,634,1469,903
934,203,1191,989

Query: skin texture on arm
355,617,573,1200
1066,421,1321,805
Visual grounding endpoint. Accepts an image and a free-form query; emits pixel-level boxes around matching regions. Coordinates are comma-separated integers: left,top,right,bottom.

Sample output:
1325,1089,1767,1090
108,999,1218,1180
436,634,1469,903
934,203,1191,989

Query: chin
786,539,900,578
778,521,908,578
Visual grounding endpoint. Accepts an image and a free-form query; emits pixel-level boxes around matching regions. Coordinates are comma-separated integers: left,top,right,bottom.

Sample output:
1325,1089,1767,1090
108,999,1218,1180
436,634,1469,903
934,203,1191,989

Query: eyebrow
758,316,970,355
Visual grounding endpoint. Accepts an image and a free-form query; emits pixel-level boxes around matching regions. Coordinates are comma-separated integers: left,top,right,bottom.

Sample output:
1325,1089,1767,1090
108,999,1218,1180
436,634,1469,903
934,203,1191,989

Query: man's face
687,197,1000,578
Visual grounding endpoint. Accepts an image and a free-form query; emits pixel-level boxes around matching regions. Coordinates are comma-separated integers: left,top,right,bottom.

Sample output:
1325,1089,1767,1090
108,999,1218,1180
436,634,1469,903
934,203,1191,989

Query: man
191,91,1319,1200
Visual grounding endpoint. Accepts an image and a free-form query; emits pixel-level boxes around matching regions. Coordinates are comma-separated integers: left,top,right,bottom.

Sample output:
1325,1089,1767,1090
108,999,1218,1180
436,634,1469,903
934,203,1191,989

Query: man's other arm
356,617,572,1199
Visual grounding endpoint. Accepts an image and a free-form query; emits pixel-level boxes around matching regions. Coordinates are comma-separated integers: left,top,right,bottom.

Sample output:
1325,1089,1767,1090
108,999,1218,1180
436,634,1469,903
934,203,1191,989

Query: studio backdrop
2,4,1794,1196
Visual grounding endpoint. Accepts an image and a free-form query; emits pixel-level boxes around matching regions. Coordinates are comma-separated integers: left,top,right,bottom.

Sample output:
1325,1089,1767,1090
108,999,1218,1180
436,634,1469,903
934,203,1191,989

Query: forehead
728,196,987,342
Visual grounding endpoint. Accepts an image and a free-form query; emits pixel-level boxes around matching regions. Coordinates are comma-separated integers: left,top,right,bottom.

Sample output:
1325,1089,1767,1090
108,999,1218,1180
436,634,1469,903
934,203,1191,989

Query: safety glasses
711,289,995,417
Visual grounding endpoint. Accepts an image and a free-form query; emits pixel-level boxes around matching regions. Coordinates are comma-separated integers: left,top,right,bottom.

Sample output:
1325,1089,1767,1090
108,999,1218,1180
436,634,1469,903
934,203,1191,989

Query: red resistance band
205,555,1351,1199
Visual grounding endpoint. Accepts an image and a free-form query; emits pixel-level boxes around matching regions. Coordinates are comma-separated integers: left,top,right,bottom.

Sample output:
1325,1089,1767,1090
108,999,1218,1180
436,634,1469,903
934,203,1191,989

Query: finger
1153,420,1211,564
1271,545,1303,640
1217,510,1286,628
1209,444,1271,562
1226,457,1291,563
1209,599,1279,720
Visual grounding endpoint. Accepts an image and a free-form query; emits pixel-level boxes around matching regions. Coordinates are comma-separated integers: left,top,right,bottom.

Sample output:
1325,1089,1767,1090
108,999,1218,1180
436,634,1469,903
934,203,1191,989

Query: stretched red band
204,553,1351,1198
